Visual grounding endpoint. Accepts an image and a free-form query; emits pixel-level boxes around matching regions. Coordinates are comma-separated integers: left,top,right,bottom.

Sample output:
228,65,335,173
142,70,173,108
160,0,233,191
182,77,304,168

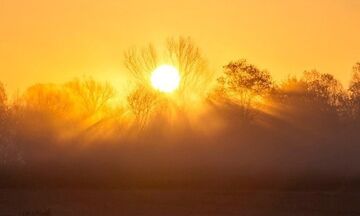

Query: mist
1,38,360,191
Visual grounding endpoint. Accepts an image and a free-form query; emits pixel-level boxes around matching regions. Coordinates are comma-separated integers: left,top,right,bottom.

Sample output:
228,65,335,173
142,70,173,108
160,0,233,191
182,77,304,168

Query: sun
151,65,180,93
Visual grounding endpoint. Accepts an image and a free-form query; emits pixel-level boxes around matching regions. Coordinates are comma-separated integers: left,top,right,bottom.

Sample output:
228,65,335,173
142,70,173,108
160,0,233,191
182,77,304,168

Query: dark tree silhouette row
0,37,360,171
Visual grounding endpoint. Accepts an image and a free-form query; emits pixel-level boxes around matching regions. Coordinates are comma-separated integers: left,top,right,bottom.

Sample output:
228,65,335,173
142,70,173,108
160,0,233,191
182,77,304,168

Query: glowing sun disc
151,65,180,93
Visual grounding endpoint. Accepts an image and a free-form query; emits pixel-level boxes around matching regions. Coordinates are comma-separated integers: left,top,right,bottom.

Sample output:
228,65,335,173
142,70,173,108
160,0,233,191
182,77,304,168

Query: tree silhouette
348,62,360,121
127,85,159,130
124,44,161,127
66,78,116,115
124,37,211,106
0,83,23,167
0,82,7,125
166,37,210,98
23,83,72,116
124,44,158,87
214,59,273,121
271,71,347,133
0,82,9,145
302,70,346,116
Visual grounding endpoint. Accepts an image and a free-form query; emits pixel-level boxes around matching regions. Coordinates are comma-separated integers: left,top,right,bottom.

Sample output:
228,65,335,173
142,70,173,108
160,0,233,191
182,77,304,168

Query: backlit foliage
349,63,360,121
0,37,360,170
302,70,346,110
214,59,273,121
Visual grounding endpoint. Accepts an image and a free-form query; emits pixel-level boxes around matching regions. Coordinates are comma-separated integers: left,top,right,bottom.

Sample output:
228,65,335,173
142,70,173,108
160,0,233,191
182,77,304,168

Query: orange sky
1,0,360,93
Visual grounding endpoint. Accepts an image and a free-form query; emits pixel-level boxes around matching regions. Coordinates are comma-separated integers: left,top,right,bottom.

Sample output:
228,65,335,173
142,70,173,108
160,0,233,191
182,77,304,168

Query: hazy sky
1,0,360,92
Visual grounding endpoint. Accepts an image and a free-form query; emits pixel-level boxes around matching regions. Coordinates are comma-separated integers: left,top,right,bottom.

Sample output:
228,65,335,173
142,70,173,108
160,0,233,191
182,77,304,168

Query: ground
1,189,360,216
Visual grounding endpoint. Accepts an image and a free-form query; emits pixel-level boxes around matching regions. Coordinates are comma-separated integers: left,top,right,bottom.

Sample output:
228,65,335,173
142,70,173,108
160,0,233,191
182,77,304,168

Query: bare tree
123,37,211,128
124,44,159,86
23,83,72,116
127,86,159,130
165,37,210,97
66,78,116,115
124,37,211,102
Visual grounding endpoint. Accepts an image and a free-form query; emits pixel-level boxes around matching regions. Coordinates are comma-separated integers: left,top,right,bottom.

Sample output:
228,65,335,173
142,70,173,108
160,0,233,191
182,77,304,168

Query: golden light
151,65,180,93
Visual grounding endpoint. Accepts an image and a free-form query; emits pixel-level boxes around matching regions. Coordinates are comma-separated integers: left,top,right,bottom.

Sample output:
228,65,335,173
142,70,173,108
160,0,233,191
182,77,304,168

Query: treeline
0,37,360,185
